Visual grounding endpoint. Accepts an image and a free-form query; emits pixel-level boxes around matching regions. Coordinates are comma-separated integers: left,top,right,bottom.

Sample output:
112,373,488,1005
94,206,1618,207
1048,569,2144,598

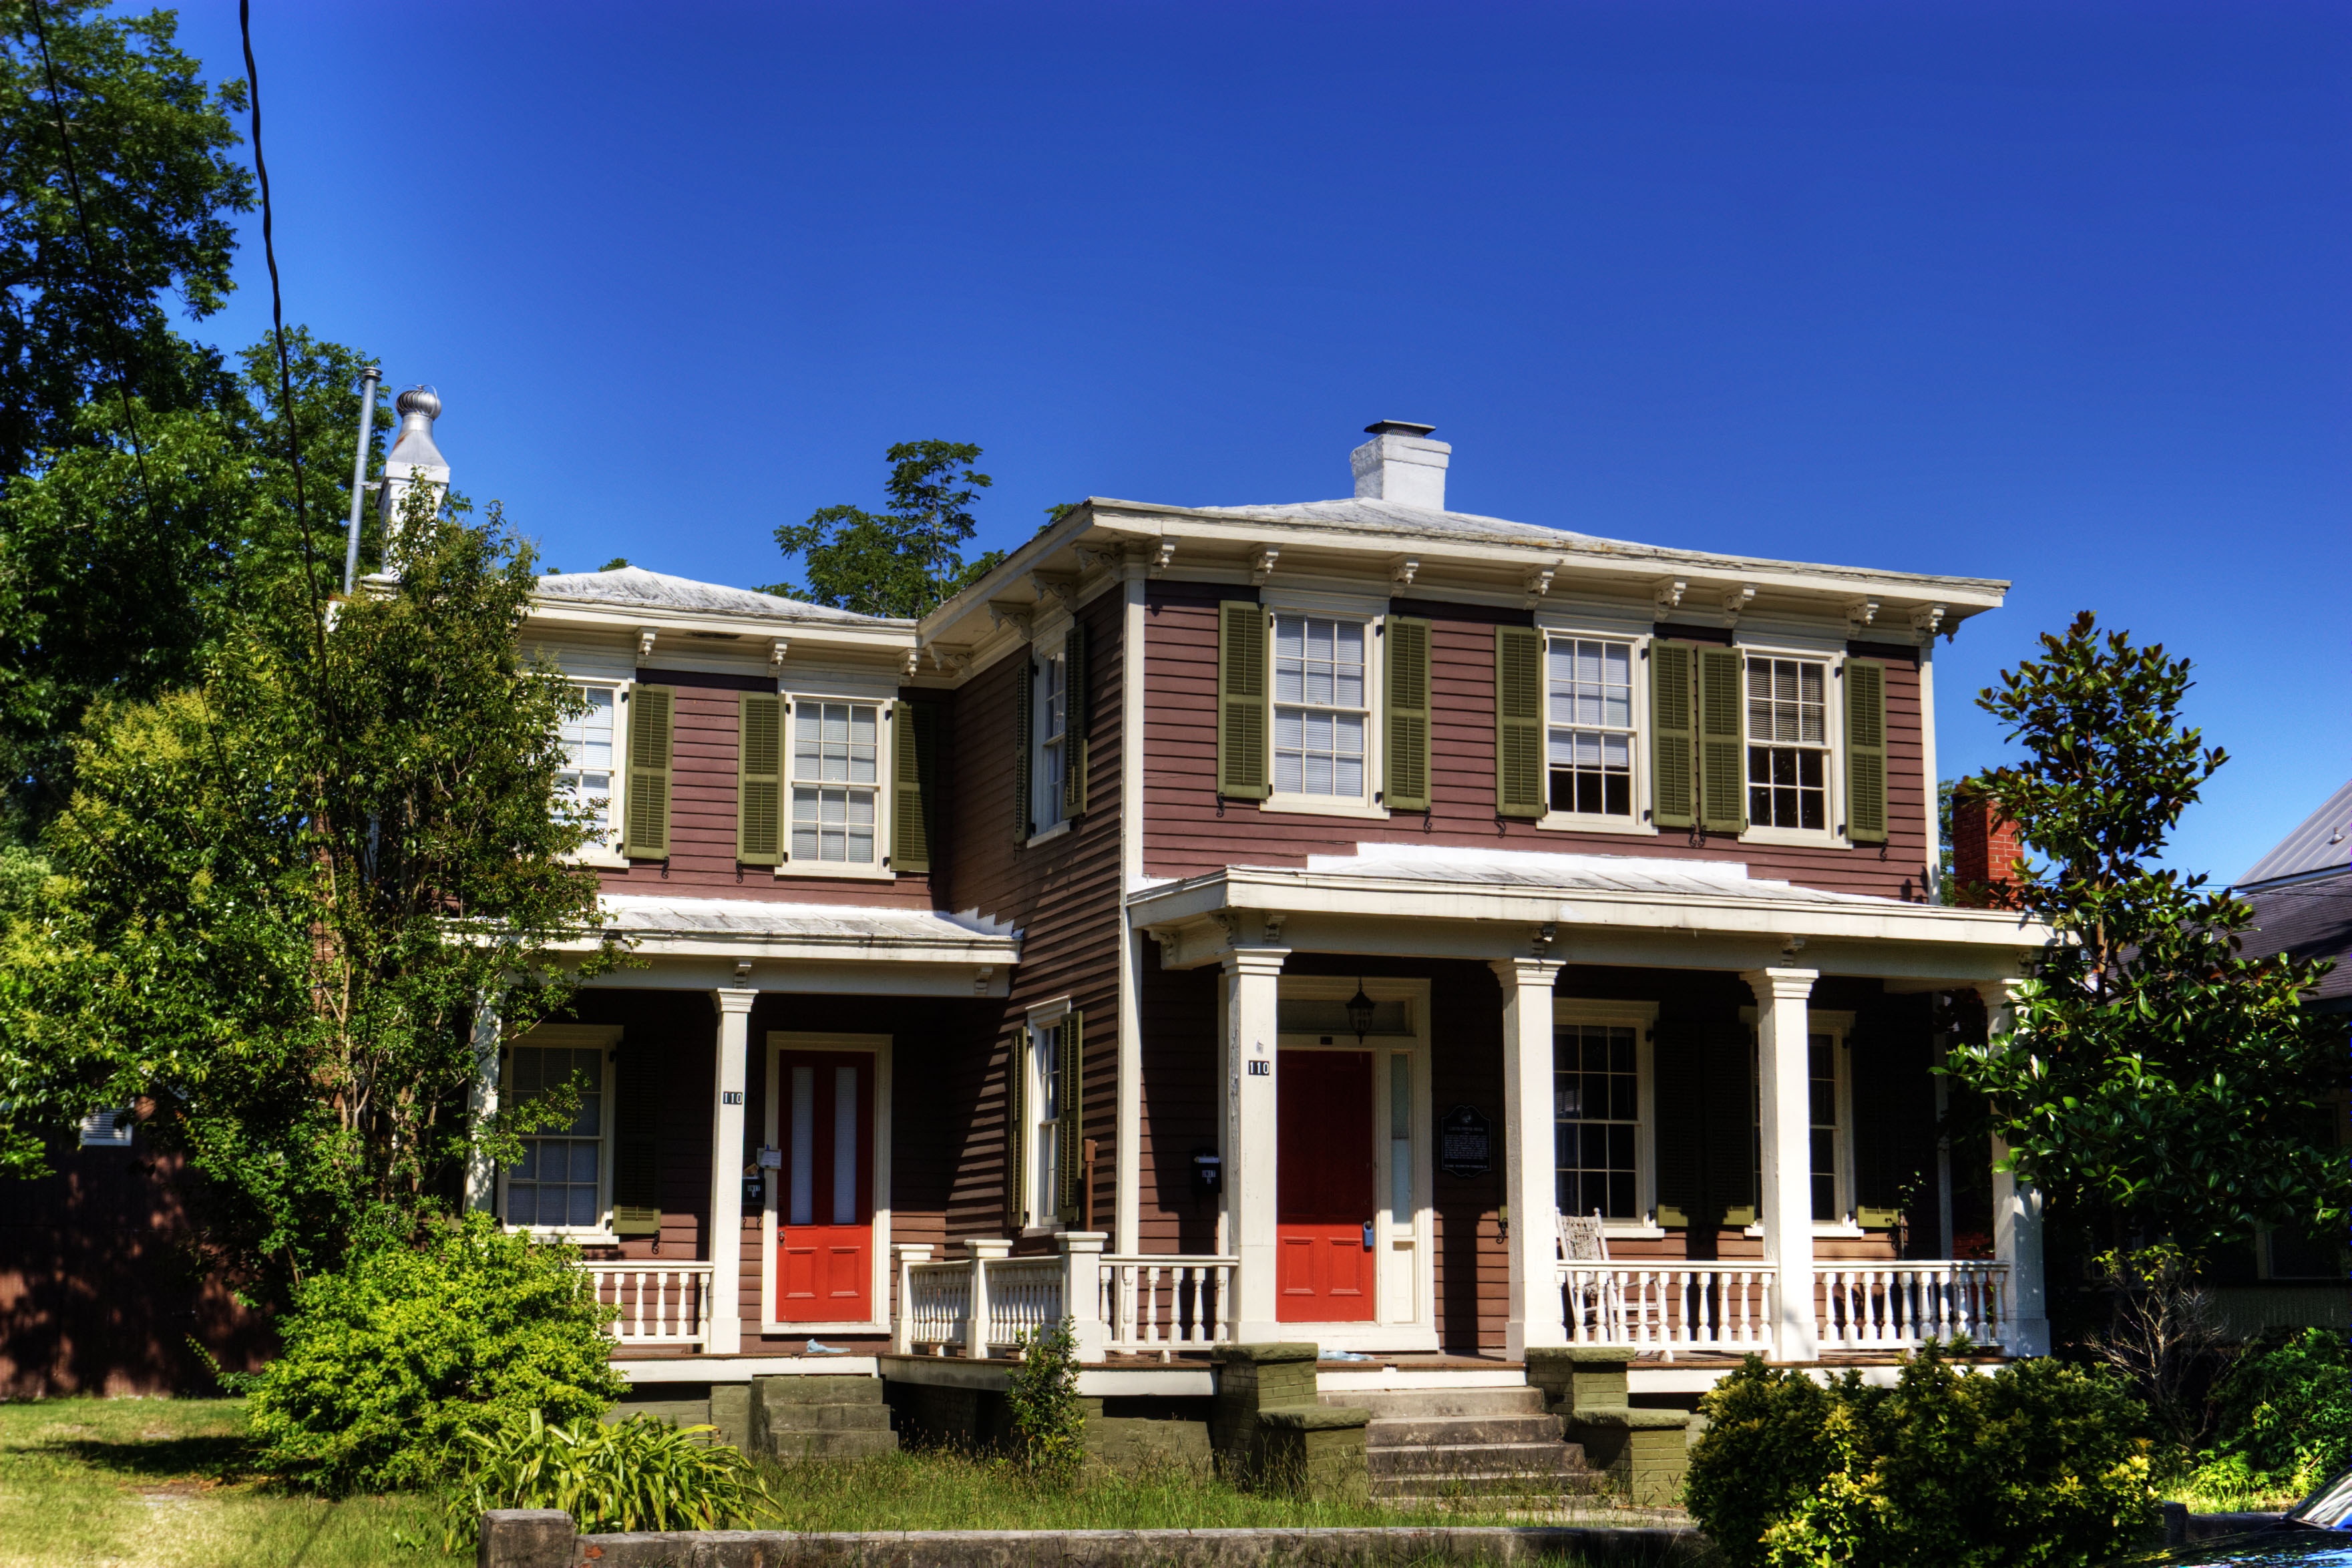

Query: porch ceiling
1131,846,2049,984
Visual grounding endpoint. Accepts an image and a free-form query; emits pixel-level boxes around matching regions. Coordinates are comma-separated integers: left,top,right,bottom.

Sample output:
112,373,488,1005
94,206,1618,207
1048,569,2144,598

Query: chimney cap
1363,419,1436,437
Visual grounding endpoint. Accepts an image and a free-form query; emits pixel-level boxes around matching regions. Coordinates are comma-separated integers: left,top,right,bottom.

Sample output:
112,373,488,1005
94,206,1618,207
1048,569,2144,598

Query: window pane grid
1037,654,1065,826
1554,1023,1640,1221
1745,657,1828,829
507,1045,603,1229
558,687,616,847
1547,637,1635,817
1032,1024,1061,1223
791,701,878,862
1272,615,1366,798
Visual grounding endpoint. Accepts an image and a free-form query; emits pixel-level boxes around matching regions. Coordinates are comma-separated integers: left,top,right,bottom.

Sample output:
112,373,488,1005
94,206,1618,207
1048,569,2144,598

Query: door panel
1276,1049,1375,1322
775,1051,873,1321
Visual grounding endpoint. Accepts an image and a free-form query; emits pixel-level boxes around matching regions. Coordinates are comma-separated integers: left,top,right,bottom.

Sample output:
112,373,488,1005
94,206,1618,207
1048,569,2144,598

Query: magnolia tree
1948,612,2344,1271
0,485,623,1308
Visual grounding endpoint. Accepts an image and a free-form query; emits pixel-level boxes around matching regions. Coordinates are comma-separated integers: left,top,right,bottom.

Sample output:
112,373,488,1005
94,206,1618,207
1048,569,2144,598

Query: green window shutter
1058,1010,1085,1223
612,1044,662,1235
1004,1032,1026,1227
1384,616,1432,811
1012,656,1034,841
1494,625,1544,819
624,684,674,859
1650,641,1696,829
892,701,934,873
1062,626,1090,818
1216,601,1269,799
737,693,783,865
1845,657,1887,844
1696,647,1747,833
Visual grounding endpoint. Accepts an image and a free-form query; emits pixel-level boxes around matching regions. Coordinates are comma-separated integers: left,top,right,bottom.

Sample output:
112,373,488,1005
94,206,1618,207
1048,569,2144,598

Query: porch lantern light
1345,979,1376,1042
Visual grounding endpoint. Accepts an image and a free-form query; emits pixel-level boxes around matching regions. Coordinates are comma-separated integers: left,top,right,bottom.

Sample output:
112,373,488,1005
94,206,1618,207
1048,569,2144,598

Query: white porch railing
1100,1254,1237,1356
1819,1261,2009,1350
984,1257,1068,1352
582,1261,713,1346
1560,1262,1779,1358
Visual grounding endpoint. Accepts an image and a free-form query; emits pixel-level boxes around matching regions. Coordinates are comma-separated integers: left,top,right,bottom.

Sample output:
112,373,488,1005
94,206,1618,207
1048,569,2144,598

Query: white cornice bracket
1251,547,1280,586
1029,572,1078,607
988,603,1035,641
1390,556,1420,590
904,648,921,677
1147,540,1175,578
1072,544,1111,576
1910,603,1947,645
1653,578,1686,622
769,638,788,668
1845,597,1880,633
928,644,972,676
636,628,656,661
1523,566,1556,608
1720,586,1756,628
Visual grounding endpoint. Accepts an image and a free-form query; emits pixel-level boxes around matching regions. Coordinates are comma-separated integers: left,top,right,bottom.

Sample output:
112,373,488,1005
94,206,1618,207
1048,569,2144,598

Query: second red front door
1276,1048,1376,1322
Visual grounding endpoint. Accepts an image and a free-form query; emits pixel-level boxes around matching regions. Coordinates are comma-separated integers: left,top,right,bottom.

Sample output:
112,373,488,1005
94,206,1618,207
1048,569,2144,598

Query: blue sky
173,1,2348,882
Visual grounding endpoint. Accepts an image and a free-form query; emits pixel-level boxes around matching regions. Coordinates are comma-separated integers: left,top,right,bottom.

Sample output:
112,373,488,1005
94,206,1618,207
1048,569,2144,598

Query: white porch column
707,988,757,1355
1494,956,1569,1360
1977,978,2051,1356
1222,945,1290,1342
1746,967,1820,1362
1060,1231,1109,1362
464,992,502,1213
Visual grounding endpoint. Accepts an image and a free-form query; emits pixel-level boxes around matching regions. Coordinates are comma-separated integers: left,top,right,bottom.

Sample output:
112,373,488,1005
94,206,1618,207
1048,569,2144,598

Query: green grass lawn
0,1397,1668,1567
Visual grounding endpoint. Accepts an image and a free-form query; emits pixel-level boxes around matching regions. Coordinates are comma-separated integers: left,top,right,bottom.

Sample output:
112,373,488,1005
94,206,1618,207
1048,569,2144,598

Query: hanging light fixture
1345,978,1376,1042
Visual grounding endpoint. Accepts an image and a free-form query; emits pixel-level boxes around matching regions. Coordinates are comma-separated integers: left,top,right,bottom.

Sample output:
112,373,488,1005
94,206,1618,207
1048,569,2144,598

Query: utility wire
23,0,159,518
236,0,327,658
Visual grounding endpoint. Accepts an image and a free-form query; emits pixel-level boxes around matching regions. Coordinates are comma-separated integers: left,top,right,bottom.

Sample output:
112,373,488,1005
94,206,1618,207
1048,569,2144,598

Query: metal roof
2238,778,2352,888
534,566,907,628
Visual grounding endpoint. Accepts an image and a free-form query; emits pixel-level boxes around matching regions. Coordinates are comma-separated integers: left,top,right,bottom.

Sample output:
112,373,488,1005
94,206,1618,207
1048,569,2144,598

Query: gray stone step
763,1402,893,1432
753,1374,888,1405
1322,1387,1547,1420
1365,1413,1565,1448
1371,1467,1607,1501
763,1428,900,1460
1368,1441,1587,1479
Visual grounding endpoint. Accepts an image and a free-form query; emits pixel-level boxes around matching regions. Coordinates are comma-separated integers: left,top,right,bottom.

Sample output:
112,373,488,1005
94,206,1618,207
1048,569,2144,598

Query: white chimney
377,387,450,547
1350,419,1449,511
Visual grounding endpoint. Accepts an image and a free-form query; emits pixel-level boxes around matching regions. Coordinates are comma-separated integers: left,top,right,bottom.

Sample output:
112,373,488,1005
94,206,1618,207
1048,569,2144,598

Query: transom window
1273,614,1366,798
506,1044,606,1229
1555,1023,1640,1221
558,685,617,851
1035,650,1066,830
791,701,878,863
1746,656,1828,831
1547,638,1635,818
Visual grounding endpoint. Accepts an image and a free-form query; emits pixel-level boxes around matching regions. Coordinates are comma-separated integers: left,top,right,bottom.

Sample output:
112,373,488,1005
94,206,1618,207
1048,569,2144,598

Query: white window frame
1261,589,1387,821
1735,640,1846,848
559,679,628,867
1739,1007,1860,1237
1018,997,1074,1235
79,1107,135,1148
778,691,894,880
1552,998,1662,1236
759,1030,893,1336
497,1023,622,1242
1538,629,1654,836
1029,632,1070,844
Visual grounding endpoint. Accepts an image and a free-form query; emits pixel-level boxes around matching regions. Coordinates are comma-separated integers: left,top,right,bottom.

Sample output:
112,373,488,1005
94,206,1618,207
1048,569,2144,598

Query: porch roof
1130,844,2051,983
588,896,1019,989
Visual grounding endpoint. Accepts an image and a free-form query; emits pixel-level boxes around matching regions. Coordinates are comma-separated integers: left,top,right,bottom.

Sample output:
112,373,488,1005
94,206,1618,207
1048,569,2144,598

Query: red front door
775,1051,873,1322
1277,1048,1376,1322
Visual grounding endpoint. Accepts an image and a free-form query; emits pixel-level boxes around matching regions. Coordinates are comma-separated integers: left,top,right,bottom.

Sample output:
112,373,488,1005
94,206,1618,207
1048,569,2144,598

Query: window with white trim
1547,638,1635,819
1745,656,1829,831
503,1042,611,1231
1747,1024,1852,1223
1555,1022,1642,1219
1272,614,1367,799
79,1108,134,1148
791,699,879,864
1034,646,1067,832
558,684,620,852
1027,1018,1064,1227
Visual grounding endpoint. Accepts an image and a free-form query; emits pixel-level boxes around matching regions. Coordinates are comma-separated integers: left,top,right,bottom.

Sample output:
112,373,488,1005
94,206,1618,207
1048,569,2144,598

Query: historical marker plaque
1439,1104,1492,1179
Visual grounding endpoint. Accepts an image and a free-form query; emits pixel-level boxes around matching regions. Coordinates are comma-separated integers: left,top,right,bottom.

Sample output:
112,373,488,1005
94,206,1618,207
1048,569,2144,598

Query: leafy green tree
0,487,621,1306
1945,612,2345,1264
765,439,1006,618
1,0,254,479
0,330,381,825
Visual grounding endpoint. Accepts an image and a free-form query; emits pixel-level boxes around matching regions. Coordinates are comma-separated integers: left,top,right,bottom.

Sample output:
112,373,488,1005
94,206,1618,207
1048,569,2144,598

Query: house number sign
721,1091,744,1105
1439,1104,1492,1179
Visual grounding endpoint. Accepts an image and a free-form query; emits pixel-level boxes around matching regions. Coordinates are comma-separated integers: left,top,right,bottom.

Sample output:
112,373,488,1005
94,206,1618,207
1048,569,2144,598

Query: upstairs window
1547,638,1635,819
791,700,878,864
558,685,619,851
1273,614,1367,799
1746,656,1828,831
1035,648,1067,831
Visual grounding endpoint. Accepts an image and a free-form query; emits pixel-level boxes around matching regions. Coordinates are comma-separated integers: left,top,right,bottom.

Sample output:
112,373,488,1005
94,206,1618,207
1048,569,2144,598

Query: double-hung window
1746,656,1829,831
1028,1018,1064,1227
1746,1019,1852,1225
1035,648,1067,832
791,700,879,865
1547,638,1635,819
1272,614,1367,799
558,684,620,853
504,1040,612,1231
1555,1022,1641,1220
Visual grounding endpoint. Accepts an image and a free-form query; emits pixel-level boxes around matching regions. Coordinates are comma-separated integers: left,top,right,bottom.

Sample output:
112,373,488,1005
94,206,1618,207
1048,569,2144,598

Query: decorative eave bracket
1653,578,1686,622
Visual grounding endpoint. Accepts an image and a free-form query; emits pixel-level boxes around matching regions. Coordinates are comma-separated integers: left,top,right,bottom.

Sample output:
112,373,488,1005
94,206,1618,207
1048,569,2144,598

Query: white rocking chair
1557,1209,1664,1347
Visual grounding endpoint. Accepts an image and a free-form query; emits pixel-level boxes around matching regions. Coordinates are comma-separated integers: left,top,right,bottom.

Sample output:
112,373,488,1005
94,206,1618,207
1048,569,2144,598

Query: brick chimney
1951,785,2025,908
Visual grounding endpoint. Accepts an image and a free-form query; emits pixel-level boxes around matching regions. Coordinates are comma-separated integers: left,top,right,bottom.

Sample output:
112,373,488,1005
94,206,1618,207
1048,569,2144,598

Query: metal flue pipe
341,365,381,593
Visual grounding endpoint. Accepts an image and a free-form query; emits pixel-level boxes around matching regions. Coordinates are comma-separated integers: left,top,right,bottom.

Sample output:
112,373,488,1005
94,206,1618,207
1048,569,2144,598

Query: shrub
248,1211,625,1493
2196,1328,2352,1495
441,1410,775,1549
1004,1316,1085,1484
1686,1344,2156,1568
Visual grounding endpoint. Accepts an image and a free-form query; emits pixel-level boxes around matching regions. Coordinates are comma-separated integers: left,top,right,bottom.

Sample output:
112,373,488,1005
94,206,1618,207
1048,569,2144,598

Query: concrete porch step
1372,1467,1607,1501
1364,1413,1565,1448
762,1402,893,1432
763,1427,901,1460
1323,1388,1547,1420
1368,1441,1587,1479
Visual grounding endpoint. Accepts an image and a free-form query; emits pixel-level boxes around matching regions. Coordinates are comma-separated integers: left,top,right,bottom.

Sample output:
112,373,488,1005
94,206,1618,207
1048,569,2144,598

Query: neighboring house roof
535,566,909,628
2238,778,2352,888
2238,869,2352,1011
